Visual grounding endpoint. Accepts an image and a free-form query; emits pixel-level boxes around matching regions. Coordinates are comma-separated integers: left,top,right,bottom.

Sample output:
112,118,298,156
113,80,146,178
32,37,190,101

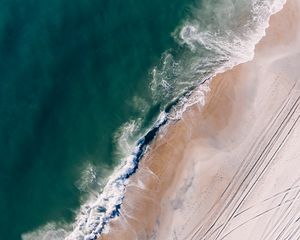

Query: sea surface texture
0,0,282,239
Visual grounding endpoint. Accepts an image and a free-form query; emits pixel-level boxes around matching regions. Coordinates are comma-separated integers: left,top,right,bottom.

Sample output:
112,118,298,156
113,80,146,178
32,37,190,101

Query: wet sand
99,0,300,239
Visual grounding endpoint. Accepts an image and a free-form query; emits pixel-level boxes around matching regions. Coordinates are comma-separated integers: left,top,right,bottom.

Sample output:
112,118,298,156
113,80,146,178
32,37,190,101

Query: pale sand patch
99,0,300,239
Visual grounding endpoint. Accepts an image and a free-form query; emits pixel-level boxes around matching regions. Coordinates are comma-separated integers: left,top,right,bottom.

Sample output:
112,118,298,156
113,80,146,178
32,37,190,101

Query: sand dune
99,0,300,239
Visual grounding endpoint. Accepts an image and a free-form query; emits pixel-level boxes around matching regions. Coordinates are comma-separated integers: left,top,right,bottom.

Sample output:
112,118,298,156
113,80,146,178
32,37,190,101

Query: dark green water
0,0,194,239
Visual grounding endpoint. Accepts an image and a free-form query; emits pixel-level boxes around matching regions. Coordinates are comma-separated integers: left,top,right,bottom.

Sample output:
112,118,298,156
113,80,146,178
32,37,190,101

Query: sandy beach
99,0,300,239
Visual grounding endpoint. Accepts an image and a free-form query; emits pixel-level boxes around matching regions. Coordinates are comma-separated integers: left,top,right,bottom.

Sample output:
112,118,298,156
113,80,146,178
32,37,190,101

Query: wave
22,0,286,239
65,112,168,240
151,0,286,120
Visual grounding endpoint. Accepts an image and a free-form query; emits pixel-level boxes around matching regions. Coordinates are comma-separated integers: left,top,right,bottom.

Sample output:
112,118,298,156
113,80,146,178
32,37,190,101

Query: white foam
75,163,97,193
63,112,167,240
131,96,150,114
22,223,69,240
169,81,211,120
114,119,142,158
164,0,287,120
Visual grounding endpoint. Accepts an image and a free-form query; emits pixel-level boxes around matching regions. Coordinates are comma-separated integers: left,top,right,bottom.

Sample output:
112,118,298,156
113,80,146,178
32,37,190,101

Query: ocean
0,0,283,239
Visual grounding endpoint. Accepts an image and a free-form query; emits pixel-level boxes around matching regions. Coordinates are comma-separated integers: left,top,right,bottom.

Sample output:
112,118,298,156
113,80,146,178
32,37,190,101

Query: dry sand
99,0,300,239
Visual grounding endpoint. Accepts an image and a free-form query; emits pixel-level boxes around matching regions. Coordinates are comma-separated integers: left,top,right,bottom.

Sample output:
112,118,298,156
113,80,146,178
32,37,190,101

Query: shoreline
99,0,300,239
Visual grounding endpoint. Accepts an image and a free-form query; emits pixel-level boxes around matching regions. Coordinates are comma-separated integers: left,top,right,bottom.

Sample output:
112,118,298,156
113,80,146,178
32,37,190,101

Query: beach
99,0,300,239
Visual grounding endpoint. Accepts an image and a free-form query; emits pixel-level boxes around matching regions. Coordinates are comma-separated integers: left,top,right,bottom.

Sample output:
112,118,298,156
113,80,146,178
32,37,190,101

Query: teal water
0,0,193,239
